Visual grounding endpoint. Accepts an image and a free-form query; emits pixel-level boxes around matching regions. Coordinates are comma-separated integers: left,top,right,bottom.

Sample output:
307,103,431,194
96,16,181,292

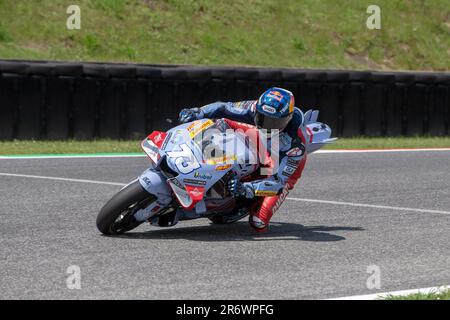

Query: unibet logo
194,172,212,180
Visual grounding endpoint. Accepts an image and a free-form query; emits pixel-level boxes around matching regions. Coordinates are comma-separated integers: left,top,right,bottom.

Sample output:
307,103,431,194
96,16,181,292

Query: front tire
96,180,154,235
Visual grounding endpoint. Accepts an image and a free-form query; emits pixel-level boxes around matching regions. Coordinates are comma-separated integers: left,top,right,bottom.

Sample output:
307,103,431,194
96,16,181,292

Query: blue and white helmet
255,87,295,131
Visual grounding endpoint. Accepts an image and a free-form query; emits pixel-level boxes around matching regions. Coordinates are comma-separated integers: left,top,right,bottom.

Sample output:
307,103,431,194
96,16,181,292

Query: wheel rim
109,202,139,234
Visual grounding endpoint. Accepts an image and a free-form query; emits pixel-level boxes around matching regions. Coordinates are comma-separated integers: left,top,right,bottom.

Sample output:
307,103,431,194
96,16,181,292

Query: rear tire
96,180,154,235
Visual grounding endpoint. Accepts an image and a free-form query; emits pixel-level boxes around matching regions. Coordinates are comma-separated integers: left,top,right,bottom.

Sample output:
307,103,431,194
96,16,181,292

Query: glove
178,108,203,123
228,178,254,199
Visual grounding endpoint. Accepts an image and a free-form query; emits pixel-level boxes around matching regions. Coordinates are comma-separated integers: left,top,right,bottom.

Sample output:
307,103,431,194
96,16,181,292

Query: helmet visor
254,112,292,131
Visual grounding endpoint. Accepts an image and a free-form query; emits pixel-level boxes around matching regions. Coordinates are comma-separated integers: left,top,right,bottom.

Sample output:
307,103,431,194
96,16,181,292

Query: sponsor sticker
187,121,200,131
154,133,164,144
255,190,278,197
185,185,205,201
142,176,152,186
194,171,212,180
188,119,214,138
283,165,295,174
215,164,232,171
287,158,300,167
286,145,305,157
183,178,207,186
148,131,167,148
273,185,289,212
262,104,276,114
205,154,237,165
267,91,283,101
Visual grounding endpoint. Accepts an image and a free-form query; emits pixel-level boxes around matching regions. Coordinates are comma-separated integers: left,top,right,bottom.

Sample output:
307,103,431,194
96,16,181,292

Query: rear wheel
96,180,155,235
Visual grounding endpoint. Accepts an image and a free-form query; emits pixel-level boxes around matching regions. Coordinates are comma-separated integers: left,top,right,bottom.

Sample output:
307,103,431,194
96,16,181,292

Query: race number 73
166,143,200,174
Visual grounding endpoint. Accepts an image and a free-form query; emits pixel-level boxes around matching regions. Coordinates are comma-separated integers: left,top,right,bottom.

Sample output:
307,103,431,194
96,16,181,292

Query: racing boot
249,196,280,233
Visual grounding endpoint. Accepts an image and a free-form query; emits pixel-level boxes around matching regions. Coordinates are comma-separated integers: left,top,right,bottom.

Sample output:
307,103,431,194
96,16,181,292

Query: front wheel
96,180,155,235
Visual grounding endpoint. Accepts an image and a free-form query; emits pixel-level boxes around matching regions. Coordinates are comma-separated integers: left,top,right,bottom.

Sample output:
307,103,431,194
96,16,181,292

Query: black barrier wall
0,60,449,140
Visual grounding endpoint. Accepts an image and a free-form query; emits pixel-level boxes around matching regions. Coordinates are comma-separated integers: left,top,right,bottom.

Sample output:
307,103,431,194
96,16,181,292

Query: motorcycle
96,110,336,235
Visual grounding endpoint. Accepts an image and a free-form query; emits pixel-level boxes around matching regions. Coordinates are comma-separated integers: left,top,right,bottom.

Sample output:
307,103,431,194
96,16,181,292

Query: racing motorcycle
96,110,335,235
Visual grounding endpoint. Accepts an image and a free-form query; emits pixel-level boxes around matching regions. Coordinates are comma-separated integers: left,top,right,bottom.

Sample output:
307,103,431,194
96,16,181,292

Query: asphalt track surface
0,151,449,299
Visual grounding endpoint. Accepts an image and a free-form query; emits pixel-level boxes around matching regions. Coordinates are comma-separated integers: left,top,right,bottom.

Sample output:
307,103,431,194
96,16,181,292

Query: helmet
254,87,295,132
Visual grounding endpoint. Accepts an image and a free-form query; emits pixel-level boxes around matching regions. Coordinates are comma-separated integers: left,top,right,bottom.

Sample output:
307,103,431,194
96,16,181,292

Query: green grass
1,137,449,155
0,0,449,70
327,136,450,149
0,139,142,155
384,288,450,300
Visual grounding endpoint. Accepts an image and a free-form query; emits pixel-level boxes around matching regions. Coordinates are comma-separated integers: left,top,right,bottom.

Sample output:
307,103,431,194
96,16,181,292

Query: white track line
0,172,124,186
1,172,449,216
286,197,450,215
1,148,450,159
0,154,145,160
328,285,449,300
316,148,450,154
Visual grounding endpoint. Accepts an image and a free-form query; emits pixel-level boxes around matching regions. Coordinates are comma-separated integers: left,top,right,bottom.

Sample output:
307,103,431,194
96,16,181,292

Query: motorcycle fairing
141,131,168,165
160,119,256,212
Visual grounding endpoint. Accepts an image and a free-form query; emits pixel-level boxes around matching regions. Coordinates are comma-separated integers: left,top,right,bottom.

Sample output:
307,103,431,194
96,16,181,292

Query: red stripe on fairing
306,127,313,143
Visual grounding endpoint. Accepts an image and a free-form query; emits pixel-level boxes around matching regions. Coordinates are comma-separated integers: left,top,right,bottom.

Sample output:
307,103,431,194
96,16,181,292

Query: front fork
133,168,174,222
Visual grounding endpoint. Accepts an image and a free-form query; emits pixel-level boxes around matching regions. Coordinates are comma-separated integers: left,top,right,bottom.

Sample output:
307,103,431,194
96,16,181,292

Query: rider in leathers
179,88,308,232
